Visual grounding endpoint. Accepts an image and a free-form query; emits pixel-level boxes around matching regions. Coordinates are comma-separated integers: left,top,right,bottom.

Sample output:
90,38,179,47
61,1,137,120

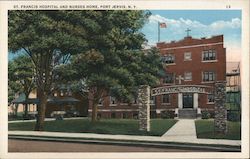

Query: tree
8,10,99,130
55,11,164,122
8,55,35,117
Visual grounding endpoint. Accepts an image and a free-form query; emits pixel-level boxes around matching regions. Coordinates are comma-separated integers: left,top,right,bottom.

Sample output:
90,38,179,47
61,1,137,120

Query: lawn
195,119,241,140
9,118,178,136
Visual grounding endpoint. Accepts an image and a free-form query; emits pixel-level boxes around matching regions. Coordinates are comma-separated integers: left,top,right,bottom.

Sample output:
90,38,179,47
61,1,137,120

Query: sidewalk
8,117,87,123
162,119,197,141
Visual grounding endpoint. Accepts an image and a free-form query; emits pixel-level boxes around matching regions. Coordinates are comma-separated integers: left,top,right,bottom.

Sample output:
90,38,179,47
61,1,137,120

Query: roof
12,94,79,105
11,93,26,104
47,96,80,105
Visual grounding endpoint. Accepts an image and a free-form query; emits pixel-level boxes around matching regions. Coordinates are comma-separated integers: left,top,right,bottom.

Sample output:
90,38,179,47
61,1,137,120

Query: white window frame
110,96,117,106
164,73,175,84
202,71,216,82
202,50,217,61
98,98,103,106
207,94,215,104
184,52,192,61
184,72,192,81
163,54,175,64
150,96,156,105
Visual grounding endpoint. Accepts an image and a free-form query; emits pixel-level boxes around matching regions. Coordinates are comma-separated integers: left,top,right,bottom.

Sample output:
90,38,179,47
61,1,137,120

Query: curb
9,135,241,152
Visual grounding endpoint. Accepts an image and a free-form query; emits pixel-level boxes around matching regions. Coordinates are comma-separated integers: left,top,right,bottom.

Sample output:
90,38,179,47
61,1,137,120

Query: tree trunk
14,104,19,117
24,103,28,117
35,91,47,131
91,101,98,122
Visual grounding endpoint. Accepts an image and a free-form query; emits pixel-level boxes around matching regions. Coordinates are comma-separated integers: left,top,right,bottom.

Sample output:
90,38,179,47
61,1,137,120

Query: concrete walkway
162,119,197,141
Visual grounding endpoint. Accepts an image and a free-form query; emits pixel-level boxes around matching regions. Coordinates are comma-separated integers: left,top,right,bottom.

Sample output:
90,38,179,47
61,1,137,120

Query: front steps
178,109,197,119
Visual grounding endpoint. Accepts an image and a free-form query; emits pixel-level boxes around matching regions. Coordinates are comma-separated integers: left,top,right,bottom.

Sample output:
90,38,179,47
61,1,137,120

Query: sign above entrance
151,85,212,96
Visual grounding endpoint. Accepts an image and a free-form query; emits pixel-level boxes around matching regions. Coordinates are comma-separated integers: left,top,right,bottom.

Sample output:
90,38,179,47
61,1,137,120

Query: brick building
88,35,226,119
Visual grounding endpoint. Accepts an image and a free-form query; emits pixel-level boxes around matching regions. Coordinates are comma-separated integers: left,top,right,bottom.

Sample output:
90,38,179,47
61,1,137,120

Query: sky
9,10,241,63
141,10,242,62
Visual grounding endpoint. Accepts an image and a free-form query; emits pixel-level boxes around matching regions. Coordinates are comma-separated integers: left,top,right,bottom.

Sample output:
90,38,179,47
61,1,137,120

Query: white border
0,0,249,159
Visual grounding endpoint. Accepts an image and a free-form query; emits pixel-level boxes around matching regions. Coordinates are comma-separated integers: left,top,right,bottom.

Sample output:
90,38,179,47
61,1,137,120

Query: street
9,139,208,152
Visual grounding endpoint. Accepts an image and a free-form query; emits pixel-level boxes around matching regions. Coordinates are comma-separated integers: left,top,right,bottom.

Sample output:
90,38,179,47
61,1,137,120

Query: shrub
227,111,241,122
161,110,175,119
201,110,211,119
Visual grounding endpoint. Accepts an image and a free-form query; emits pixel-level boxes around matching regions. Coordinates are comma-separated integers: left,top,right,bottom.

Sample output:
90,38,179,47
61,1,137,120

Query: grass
195,119,241,140
9,118,178,136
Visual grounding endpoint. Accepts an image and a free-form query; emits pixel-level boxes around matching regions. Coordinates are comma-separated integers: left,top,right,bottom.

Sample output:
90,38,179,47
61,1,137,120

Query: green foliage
8,10,161,124
161,110,175,119
54,11,163,104
201,110,211,119
227,111,241,122
8,55,35,103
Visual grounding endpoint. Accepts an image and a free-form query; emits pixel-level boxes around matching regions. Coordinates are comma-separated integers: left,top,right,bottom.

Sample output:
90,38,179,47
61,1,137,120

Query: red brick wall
157,35,226,110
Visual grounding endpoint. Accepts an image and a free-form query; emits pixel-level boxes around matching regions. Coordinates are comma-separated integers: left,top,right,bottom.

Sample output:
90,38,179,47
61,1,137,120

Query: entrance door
183,93,193,108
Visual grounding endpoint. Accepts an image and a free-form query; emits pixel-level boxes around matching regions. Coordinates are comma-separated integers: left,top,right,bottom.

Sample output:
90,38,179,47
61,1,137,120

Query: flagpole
158,22,160,42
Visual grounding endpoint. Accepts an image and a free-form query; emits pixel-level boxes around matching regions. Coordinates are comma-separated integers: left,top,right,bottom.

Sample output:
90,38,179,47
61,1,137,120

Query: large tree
8,55,35,117
8,10,98,130
55,11,164,122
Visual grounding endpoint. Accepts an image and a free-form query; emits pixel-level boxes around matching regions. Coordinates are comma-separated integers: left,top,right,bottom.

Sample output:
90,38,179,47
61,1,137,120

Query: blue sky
141,10,241,62
9,10,241,62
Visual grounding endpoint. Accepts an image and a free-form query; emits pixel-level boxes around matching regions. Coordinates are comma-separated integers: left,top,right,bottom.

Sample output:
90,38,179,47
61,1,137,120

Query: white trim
165,63,176,66
207,102,215,105
193,93,198,109
178,93,183,109
88,109,138,112
160,42,223,51
202,60,218,63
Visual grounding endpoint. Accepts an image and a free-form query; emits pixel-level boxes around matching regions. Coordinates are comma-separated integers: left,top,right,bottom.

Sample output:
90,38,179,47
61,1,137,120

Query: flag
159,22,167,28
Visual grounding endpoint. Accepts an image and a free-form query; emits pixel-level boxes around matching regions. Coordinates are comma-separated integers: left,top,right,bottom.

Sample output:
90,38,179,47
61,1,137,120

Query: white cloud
210,18,241,30
144,14,241,62
148,14,241,31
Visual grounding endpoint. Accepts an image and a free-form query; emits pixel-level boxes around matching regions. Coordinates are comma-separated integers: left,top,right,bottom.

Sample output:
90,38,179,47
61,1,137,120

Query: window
164,73,174,84
111,113,116,118
133,97,138,104
133,113,138,119
110,96,117,105
98,98,103,106
122,113,128,119
207,94,215,103
203,71,216,82
184,72,192,81
60,90,64,96
162,94,170,104
150,96,156,105
184,52,192,61
203,50,216,61
162,54,175,64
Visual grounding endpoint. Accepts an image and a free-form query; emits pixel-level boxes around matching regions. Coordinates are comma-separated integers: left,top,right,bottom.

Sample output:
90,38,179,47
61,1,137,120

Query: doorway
183,93,193,108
